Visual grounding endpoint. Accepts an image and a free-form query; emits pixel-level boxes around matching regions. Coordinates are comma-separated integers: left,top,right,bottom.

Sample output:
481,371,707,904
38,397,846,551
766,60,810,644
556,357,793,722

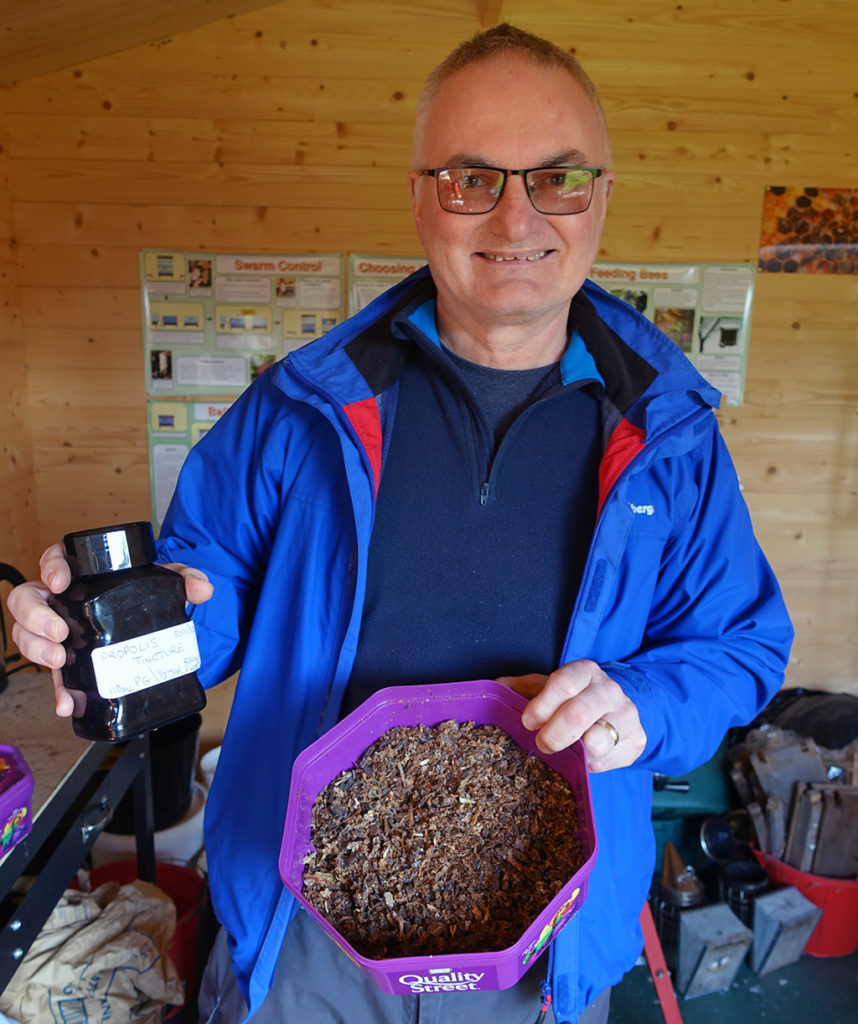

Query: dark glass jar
48,521,206,742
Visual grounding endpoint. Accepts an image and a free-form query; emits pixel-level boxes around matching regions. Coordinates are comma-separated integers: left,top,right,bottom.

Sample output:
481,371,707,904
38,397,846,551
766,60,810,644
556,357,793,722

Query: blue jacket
158,268,793,1021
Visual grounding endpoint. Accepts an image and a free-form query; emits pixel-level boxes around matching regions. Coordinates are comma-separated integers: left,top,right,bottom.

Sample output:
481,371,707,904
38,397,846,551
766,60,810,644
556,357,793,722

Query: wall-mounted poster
141,251,345,395
147,399,234,530
591,261,755,406
348,254,428,314
758,187,858,274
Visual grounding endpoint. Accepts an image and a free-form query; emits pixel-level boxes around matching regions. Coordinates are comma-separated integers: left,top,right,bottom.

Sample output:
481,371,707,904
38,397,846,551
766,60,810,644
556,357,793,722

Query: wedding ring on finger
597,719,620,748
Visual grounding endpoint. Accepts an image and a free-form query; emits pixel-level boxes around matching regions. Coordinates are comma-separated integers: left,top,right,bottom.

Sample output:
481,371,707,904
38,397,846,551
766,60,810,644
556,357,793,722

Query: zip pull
534,977,553,1022
480,481,490,505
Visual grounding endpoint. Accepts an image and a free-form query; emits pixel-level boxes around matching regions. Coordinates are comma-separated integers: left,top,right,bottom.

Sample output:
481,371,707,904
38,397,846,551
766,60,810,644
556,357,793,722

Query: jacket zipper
476,382,581,506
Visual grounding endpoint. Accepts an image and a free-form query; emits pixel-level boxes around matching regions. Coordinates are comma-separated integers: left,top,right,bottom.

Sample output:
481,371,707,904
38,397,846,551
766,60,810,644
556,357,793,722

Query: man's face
408,54,615,349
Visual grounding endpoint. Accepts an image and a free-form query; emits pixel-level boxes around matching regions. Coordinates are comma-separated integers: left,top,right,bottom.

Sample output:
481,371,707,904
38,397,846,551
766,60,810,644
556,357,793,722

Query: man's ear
407,170,425,236
407,169,420,203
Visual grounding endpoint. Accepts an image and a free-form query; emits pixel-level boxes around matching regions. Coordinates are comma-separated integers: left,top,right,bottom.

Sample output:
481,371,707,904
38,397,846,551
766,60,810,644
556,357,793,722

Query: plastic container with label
279,679,597,995
0,744,33,855
49,521,206,742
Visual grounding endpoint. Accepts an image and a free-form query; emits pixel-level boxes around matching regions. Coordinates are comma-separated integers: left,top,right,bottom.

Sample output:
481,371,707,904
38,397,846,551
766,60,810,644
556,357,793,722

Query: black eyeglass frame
418,165,605,215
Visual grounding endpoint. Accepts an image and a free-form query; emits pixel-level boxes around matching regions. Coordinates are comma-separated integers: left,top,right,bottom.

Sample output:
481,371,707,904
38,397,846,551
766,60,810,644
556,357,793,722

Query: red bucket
755,850,858,957
75,859,205,1016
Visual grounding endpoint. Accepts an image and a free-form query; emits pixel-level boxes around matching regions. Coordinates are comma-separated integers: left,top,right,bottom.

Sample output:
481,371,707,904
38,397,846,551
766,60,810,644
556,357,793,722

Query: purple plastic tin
278,679,597,995
0,744,34,857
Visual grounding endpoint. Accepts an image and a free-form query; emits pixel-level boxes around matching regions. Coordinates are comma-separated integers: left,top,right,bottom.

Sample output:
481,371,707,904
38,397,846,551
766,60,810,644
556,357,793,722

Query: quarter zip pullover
341,337,602,716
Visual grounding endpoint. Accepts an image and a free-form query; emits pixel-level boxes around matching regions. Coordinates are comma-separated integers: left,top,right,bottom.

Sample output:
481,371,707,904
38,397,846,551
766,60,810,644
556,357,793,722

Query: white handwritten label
91,621,201,699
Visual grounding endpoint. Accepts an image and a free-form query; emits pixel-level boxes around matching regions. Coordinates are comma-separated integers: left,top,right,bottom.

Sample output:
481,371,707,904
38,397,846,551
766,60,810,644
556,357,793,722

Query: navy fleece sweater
342,337,602,714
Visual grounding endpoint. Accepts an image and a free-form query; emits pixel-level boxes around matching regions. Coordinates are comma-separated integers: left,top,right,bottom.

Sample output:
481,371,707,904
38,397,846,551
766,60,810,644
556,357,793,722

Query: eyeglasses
418,165,604,215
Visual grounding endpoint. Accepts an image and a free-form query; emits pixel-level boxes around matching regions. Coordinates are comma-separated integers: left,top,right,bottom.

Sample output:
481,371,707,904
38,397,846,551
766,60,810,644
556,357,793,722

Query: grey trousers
198,911,611,1024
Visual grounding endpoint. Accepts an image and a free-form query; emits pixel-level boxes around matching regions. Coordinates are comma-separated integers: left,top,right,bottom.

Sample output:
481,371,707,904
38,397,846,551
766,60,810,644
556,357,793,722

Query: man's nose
489,173,541,231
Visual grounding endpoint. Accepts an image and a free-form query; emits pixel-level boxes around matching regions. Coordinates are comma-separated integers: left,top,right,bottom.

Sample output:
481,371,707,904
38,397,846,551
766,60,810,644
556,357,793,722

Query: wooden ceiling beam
0,0,280,84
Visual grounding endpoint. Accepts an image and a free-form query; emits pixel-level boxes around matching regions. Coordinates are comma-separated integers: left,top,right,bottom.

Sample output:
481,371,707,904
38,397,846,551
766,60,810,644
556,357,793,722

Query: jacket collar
392,292,606,391
284,266,721,437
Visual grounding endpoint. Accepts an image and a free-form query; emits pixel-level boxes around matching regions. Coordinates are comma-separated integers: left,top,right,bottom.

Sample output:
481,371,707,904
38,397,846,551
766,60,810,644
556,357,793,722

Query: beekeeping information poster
591,261,755,406
141,250,345,395
348,254,427,314
142,249,344,529
147,399,233,530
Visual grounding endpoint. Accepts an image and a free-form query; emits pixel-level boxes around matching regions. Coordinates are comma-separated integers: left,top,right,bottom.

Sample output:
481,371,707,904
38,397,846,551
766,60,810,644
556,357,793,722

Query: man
9,23,793,1024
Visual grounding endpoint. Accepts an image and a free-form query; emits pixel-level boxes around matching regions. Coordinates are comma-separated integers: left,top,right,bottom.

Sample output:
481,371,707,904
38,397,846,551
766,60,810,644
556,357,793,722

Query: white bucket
199,745,221,791
92,781,206,867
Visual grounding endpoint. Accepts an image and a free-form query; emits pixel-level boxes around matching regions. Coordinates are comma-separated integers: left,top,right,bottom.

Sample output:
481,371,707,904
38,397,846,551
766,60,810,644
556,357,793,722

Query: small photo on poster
251,354,277,381
144,252,187,283
190,422,214,445
215,306,273,334
275,277,297,303
610,288,648,315
188,259,213,290
654,307,695,353
151,349,173,381
148,301,206,342
699,316,745,356
150,400,188,434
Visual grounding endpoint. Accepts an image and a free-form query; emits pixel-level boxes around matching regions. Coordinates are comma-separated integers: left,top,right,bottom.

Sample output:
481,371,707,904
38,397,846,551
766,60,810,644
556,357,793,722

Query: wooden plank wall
0,112,38,575
1,0,855,693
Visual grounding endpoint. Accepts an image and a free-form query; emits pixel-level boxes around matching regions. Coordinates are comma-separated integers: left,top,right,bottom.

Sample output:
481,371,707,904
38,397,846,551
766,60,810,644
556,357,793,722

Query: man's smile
478,249,552,262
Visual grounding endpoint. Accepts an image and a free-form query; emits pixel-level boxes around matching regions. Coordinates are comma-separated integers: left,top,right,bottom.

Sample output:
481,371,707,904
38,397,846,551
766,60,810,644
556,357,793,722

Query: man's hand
7,543,213,718
497,660,646,771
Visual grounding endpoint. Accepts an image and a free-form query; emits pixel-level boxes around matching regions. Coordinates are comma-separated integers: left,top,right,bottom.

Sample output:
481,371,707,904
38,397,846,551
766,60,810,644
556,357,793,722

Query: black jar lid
63,521,157,576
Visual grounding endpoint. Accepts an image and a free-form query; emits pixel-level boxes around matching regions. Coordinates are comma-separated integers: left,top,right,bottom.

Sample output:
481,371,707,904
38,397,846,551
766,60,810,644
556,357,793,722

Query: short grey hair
412,23,611,166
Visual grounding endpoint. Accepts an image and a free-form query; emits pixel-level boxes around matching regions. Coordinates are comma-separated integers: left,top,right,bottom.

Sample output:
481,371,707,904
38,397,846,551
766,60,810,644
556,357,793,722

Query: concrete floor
609,949,858,1023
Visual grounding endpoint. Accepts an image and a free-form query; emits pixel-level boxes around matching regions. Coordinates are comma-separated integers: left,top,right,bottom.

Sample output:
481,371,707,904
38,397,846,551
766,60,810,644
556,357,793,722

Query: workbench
0,669,155,993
